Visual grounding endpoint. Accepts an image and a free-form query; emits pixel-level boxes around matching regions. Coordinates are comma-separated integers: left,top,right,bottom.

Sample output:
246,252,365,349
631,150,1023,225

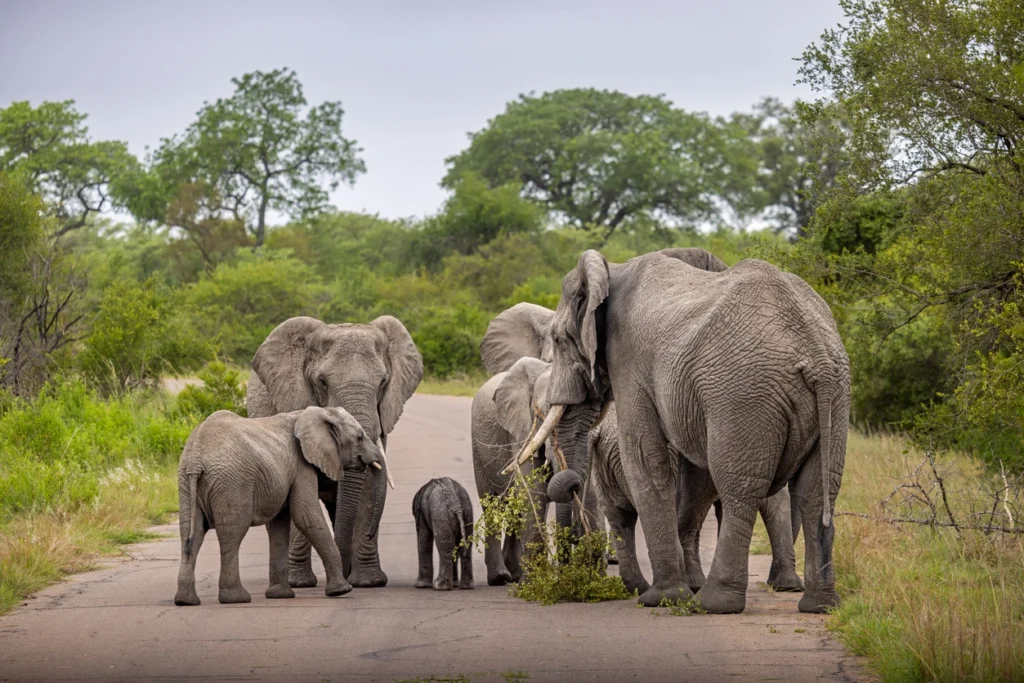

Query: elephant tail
183,471,201,557
815,376,834,529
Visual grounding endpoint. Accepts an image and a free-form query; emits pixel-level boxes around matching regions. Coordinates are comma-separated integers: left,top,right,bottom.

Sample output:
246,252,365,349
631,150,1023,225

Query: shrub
172,361,248,420
411,304,490,378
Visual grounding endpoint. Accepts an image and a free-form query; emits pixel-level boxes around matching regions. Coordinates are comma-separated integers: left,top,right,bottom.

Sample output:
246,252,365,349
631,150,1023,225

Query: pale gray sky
0,0,843,221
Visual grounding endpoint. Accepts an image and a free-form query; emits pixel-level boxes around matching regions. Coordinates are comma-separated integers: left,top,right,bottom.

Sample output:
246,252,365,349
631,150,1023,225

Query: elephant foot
218,586,252,604
348,566,388,588
766,566,804,593
694,581,746,614
798,590,839,614
325,578,353,598
459,578,474,590
433,577,453,591
637,584,694,608
487,568,513,586
288,567,318,588
683,569,706,594
606,553,619,566
415,577,433,589
623,577,650,596
265,584,295,599
174,586,200,606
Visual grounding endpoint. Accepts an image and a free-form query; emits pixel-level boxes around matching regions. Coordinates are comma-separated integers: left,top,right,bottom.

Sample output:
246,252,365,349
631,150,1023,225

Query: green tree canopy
124,68,366,246
796,0,1024,466
0,101,138,236
443,89,729,242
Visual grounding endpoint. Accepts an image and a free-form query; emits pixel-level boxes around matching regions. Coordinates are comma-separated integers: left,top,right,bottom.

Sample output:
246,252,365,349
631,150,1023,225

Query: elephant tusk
376,440,391,489
501,404,565,475
371,462,382,470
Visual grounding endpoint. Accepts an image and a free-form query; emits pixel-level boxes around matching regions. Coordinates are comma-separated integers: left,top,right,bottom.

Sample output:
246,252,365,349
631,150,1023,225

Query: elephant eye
381,373,389,387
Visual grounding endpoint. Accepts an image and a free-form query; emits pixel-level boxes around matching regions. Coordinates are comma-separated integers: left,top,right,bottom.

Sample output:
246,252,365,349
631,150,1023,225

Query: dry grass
0,462,178,615
416,373,488,398
829,432,1024,682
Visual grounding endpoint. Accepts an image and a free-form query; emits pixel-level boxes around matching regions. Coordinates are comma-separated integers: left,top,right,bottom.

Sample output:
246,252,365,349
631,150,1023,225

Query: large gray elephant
514,250,850,614
246,315,423,588
174,407,382,606
481,248,802,591
588,403,803,595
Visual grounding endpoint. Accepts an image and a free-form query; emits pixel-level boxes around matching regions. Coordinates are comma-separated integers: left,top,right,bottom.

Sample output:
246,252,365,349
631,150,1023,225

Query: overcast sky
1,0,843,221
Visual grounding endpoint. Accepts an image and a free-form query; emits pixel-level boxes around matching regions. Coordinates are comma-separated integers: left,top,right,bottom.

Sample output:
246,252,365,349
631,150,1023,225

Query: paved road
0,394,868,683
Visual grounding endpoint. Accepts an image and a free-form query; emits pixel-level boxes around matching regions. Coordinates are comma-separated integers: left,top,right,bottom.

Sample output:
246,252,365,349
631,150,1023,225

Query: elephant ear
492,357,551,443
570,250,610,383
370,315,423,435
251,317,325,413
294,406,343,481
480,303,555,375
658,247,729,272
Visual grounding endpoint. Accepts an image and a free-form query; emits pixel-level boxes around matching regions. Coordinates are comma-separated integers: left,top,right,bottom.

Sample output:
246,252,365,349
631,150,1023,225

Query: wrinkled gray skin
174,407,382,606
246,315,423,589
537,250,850,614
413,477,475,591
471,358,554,585
590,403,803,595
480,248,802,591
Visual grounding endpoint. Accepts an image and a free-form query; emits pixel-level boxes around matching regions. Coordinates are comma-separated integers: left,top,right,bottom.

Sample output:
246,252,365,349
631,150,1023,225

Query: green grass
828,432,1024,682
0,378,194,615
416,372,488,397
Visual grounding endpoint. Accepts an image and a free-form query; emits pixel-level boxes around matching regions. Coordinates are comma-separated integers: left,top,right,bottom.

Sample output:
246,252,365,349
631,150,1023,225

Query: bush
511,526,633,605
410,304,490,378
78,276,210,393
0,378,192,522
172,361,248,420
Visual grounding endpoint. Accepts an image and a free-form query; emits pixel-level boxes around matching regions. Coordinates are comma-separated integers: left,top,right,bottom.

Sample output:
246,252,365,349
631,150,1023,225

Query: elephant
481,247,803,591
174,406,382,606
513,250,850,614
471,357,557,585
589,403,803,595
246,315,423,589
413,477,475,591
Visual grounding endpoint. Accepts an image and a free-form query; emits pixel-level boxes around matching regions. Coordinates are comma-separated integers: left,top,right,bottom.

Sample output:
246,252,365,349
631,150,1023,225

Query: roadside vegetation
1,1,1022,678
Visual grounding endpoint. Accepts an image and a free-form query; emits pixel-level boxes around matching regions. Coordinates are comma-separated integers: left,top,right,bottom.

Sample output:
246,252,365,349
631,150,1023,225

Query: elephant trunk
548,470,583,505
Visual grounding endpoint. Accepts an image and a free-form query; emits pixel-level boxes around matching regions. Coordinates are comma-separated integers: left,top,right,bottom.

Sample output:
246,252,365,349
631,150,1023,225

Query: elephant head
249,315,423,586
293,406,385,480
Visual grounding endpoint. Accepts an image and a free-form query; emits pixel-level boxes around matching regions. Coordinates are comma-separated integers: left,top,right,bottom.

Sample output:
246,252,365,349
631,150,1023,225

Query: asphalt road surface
0,394,869,683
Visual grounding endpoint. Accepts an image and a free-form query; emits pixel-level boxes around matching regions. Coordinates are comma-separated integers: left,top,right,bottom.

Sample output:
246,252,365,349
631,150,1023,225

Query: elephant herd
174,246,850,616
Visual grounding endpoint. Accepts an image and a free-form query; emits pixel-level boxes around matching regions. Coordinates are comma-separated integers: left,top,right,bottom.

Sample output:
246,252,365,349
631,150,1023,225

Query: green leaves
130,68,365,246
0,100,139,236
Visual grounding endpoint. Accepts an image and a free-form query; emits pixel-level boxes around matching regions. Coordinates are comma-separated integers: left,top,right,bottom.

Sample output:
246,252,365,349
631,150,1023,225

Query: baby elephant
413,477,474,591
174,406,382,606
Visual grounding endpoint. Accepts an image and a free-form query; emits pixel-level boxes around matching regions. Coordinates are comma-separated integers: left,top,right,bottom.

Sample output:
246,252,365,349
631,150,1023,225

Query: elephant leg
416,520,434,589
484,529,512,585
605,504,648,595
793,450,840,613
761,488,804,592
458,499,474,590
677,460,717,593
174,509,207,606
342,469,389,588
617,414,690,607
291,491,352,598
265,512,295,599
215,521,252,605
713,499,723,538
287,522,318,588
502,532,523,583
433,530,455,591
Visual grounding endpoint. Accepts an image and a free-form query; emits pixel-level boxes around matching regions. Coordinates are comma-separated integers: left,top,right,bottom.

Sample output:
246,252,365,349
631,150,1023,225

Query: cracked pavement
0,394,871,683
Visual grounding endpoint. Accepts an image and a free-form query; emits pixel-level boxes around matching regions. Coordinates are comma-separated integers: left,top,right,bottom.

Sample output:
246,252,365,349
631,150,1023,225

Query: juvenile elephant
514,250,850,614
471,357,559,585
589,403,803,595
246,315,423,589
174,406,382,606
413,477,474,591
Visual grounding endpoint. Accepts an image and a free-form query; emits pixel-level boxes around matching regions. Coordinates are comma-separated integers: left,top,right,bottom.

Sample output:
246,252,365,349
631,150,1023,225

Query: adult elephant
246,316,423,588
482,248,803,588
513,250,850,614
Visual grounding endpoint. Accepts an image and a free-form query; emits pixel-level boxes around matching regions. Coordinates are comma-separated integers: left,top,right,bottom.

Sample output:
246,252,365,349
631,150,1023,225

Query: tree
795,0,1024,466
0,101,138,236
443,89,727,242
721,98,849,238
126,68,365,246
